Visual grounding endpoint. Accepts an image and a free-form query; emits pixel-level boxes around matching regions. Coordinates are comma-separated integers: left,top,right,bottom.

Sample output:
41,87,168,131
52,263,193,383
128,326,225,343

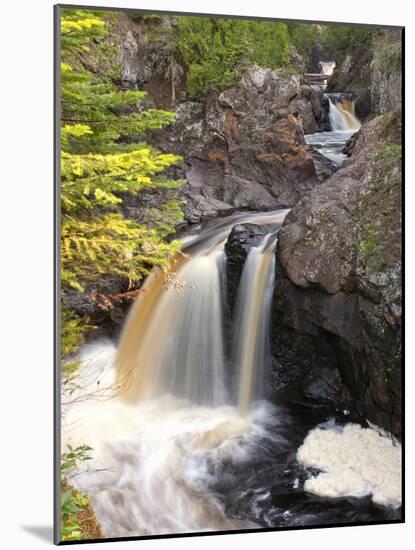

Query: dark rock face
63,277,134,340
309,43,335,73
326,46,372,120
370,30,402,115
311,149,337,182
273,111,402,437
327,31,402,121
326,46,373,120
290,85,326,134
224,223,278,320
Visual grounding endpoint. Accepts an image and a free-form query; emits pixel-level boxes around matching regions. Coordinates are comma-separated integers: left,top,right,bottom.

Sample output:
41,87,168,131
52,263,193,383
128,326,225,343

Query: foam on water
297,423,401,507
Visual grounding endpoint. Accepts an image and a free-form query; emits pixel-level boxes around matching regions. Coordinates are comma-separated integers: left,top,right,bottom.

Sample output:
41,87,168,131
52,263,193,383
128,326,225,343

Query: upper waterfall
328,96,361,131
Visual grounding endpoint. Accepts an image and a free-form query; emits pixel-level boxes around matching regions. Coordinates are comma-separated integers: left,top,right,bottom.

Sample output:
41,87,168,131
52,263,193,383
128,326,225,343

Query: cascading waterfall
157,249,228,406
115,210,287,410
63,210,288,538
320,61,335,75
328,97,361,131
62,208,400,538
233,234,277,415
305,95,362,166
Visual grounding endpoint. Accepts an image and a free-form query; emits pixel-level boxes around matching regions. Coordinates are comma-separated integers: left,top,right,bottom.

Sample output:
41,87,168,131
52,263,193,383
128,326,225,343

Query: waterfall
157,250,227,406
233,234,277,415
115,210,288,411
328,97,361,131
320,61,335,75
115,249,227,406
63,207,400,539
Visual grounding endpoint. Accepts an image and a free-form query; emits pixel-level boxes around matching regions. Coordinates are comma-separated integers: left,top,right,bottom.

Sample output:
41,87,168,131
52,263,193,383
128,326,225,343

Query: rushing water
62,100,401,538
234,234,277,415
320,61,335,76
305,95,361,166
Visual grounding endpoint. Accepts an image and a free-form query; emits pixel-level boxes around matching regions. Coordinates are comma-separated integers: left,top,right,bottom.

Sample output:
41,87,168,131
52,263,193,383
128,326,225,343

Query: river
61,95,401,539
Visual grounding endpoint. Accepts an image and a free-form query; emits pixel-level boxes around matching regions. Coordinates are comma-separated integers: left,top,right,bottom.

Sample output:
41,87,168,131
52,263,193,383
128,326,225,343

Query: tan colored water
328,98,361,131
235,237,277,415
115,209,288,410
115,253,188,402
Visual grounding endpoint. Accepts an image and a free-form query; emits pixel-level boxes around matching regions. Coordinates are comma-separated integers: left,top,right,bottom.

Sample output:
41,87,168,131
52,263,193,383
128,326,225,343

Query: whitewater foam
297,423,401,507
62,342,271,537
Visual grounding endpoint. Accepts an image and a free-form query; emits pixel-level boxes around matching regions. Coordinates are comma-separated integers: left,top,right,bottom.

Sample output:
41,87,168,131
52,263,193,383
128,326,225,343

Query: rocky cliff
327,30,402,120
116,15,328,226
272,110,402,437
326,46,373,119
152,67,321,220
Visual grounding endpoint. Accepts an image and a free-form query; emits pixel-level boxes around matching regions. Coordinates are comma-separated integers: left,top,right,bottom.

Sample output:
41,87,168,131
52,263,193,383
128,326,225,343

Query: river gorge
59,12,402,541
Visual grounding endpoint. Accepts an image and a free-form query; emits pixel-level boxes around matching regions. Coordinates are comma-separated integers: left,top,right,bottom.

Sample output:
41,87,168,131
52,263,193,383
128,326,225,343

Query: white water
62,205,401,538
328,97,361,132
63,342,277,537
297,423,401,507
234,234,277,415
115,209,288,409
305,97,361,166
320,61,335,76
159,251,227,405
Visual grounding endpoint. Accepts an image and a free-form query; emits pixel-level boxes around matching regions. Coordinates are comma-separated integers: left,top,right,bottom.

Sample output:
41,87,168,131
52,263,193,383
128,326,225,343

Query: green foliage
381,143,402,165
61,489,84,541
358,226,385,269
287,23,319,60
61,444,94,476
61,445,99,542
371,30,402,74
61,311,89,356
321,25,374,56
60,8,184,356
177,16,291,95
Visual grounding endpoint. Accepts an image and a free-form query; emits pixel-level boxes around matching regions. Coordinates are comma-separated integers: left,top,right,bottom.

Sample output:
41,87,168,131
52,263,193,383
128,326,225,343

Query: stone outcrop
326,30,402,121
370,30,402,115
116,14,328,226
272,110,402,437
147,66,322,224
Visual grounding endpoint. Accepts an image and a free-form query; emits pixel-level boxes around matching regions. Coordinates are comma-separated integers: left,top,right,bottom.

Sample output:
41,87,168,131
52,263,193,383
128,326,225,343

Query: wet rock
273,110,402,437
342,130,361,157
311,150,337,182
182,190,235,225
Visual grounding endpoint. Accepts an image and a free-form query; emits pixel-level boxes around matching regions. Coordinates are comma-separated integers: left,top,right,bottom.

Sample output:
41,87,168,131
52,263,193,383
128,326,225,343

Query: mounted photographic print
54,3,403,544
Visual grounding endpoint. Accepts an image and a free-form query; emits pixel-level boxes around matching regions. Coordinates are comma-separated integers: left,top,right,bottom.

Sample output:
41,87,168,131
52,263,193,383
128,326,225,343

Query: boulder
273,110,402,437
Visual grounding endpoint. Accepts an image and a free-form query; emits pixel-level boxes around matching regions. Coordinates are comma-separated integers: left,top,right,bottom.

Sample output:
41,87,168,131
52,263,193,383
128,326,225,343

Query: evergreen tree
177,17,291,95
60,9,184,355
321,25,374,56
287,23,319,61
